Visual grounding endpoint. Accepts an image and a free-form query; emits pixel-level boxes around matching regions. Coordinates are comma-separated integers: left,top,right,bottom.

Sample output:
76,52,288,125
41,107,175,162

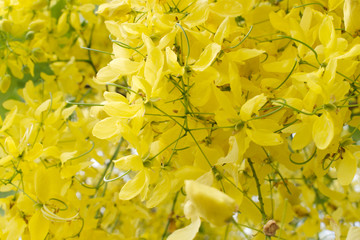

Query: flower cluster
2,0,360,239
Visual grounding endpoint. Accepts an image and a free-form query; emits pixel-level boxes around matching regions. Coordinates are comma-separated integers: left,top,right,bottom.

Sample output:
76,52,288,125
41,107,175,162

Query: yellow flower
184,180,236,226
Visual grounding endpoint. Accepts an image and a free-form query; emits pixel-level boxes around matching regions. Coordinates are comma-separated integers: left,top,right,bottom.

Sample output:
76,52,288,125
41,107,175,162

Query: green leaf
51,0,67,20
0,190,16,198
349,126,360,142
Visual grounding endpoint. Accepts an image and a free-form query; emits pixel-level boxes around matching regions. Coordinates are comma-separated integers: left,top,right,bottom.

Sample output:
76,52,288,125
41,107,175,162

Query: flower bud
0,19,12,32
25,31,35,40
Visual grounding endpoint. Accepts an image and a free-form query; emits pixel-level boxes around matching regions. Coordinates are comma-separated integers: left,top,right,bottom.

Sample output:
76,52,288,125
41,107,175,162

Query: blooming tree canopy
1,0,360,239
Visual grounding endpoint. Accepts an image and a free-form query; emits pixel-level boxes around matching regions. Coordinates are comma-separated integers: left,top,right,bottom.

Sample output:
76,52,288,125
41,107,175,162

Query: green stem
176,23,190,66
280,35,321,65
67,139,95,162
222,174,263,214
275,119,299,133
103,170,131,182
188,129,212,167
229,25,253,49
293,2,326,9
8,182,37,203
93,138,123,197
81,46,114,55
247,158,267,222
145,113,185,118
109,35,145,58
86,24,97,73
289,148,317,165
271,98,315,115
165,127,185,165
224,224,230,240
66,101,104,107
262,147,291,194
149,134,186,161
230,219,255,239
273,60,297,90
107,83,140,95
247,105,284,121
161,191,179,239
